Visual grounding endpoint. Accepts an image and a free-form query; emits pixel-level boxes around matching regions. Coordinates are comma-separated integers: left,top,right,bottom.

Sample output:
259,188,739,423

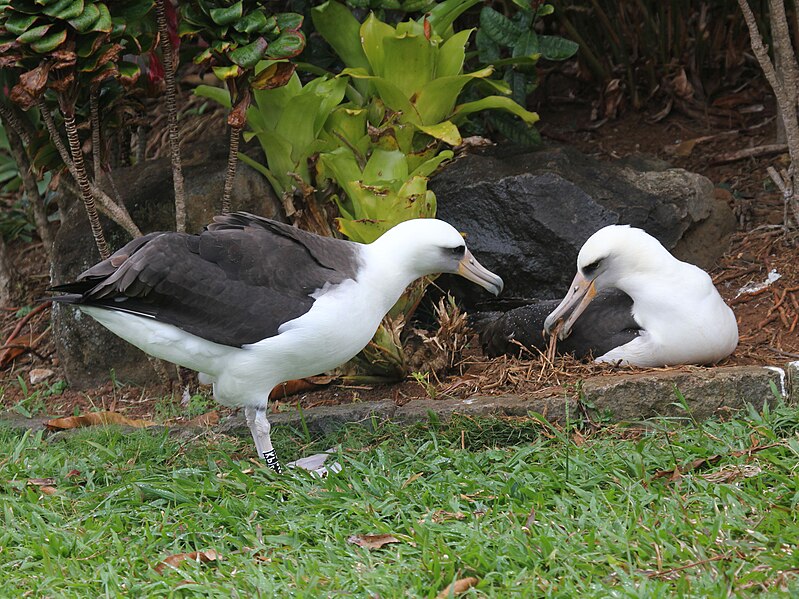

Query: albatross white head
367,219,504,297
545,225,692,340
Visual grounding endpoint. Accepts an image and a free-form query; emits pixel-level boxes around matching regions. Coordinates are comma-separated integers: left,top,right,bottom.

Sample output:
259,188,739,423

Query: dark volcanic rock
431,144,736,307
52,156,283,388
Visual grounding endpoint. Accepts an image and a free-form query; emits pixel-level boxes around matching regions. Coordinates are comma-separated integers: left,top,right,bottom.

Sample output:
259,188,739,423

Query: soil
2,98,798,424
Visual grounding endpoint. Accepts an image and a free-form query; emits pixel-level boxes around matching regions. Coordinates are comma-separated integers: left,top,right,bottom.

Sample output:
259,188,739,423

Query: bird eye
450,245,466,257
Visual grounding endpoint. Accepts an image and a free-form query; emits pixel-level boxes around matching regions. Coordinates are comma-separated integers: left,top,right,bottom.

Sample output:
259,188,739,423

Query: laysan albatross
52,212,504,472
479,225,738,367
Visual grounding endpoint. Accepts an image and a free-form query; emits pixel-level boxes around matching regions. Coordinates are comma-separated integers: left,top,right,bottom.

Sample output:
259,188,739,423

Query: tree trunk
156,0,187,232
3,124,55,258
89,88,103,182
0,235,15,308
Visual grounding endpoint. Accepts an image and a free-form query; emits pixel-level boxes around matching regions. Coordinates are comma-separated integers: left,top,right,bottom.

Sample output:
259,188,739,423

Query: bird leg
245,406,282,473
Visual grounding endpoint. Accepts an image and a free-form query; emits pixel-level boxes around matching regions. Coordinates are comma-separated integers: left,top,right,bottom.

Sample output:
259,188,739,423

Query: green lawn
1,403,798,597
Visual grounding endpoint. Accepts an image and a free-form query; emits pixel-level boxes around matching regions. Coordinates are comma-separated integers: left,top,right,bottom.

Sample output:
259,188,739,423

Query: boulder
431,144,736,308
52,154,283,388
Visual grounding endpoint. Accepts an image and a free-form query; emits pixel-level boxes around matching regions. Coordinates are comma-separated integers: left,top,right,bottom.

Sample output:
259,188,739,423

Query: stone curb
216,364,797,439
2,364,795,438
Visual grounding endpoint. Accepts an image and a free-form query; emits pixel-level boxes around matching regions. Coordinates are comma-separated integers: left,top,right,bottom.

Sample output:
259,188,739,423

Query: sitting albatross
479,225,737,367
52,212,503,472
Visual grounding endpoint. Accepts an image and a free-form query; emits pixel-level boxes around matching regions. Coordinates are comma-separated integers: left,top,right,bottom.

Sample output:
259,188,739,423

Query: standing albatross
479,225,737,367
52,212,503,472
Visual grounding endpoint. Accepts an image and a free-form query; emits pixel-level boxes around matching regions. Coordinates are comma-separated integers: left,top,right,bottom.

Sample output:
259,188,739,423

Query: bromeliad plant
178,0,306,213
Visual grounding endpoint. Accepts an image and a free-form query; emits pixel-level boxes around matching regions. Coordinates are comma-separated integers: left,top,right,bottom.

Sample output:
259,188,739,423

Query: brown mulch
1,101,798,421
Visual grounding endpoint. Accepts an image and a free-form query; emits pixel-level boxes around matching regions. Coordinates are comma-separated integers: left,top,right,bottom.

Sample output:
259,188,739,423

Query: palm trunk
62,109,110,259
89,88,103,182
156,0,187,232
222,125,241,214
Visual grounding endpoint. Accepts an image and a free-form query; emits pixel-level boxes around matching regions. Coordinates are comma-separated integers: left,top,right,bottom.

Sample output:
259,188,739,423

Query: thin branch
156,0,187,232
38,99,142,239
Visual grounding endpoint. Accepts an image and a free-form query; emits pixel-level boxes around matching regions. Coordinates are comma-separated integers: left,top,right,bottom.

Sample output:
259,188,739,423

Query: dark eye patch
582,257,604,276
448,245,466,257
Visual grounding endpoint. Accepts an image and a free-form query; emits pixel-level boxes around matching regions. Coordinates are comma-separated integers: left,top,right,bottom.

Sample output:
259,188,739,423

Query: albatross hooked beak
543,271,598,339
458,250,504,296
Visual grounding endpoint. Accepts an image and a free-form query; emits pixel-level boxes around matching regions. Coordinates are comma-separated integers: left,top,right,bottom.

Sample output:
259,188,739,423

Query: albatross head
544,225,669,339
372,219,504,296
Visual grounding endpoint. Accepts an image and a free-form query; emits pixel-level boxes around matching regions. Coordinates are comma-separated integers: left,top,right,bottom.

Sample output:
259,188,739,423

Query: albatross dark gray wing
51,213,361,347
476,289,641,359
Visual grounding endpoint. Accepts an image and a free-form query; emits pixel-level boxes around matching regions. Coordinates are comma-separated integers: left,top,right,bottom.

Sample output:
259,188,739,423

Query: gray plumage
51,212,361,348
477,289,641,359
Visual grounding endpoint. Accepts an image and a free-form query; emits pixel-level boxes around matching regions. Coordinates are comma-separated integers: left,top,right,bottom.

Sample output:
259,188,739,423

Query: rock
431,144,736,307
52,150,284,389
29,368,54,385
581,366,785,422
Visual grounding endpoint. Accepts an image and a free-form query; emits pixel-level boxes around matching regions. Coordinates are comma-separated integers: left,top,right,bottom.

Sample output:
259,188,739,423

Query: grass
1,404,799,597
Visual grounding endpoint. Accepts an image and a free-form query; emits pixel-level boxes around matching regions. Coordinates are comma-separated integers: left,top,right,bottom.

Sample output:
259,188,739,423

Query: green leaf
409,150,453,178
42,0,83,20
379,33,433,98
475,29,500,63
360,13,395,74
68,2,99,32
414,67,492,125
5,13,38,35
29,27,67,52
426,0,481,38
362,149,408,184
210,1,242,26
452,95,539,124
90,3,112,33
266,30,305,59
212,64,242,80
234,11,267,34
118,60,140,84
229,37,268,68
16,23,51,43
479,7,520,46
195,84,232,109
513,29,538,58
538,35,579,61
437,28,470,78
312,1,369,71
275,12,303,33
415,121,461,145
536,3,555,17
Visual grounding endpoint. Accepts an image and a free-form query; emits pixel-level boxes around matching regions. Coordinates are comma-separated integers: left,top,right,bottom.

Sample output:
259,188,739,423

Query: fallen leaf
39,486,57,495
46,411,157,430
436,577,479,598
347,534,401,550
66,470,81,478
27,478,56,487
184,411,219,427
269,375,336,400
427,510,466,524
702,464,762,483
154,549,220,574
402,472,423,488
